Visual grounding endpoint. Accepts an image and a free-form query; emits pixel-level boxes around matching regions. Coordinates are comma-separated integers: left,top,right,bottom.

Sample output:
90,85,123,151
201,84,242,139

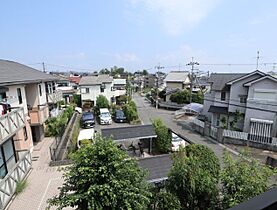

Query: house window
221,92,226,101
3,140,16,173
100,84,105,93
39,84,42,96
0,149,7,178
17,88,22,104
240,95,247,103
23,127,28,141
85,88,89,93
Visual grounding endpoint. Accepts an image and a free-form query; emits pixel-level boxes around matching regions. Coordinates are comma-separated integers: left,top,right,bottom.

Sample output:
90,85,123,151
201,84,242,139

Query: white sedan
171,133,186,152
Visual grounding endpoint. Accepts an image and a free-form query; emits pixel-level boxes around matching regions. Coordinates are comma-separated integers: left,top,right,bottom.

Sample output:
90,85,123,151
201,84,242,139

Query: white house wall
6,85,28,114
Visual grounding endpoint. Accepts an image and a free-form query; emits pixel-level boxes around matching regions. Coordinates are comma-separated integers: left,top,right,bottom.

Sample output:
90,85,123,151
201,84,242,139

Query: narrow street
133,94,238,162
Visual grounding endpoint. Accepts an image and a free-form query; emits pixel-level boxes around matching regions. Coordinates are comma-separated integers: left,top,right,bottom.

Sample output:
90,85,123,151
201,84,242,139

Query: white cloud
114,53,140,62
128,0,220,35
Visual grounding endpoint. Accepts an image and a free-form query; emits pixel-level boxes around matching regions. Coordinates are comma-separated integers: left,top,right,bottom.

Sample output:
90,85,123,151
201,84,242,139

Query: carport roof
101,124,157,141
138,154,172,183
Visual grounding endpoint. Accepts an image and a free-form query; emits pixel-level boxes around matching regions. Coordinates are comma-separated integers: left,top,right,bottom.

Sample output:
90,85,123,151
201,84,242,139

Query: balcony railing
0,108,25,143
28,105,49,125
0,151,32,210
47,90,63,103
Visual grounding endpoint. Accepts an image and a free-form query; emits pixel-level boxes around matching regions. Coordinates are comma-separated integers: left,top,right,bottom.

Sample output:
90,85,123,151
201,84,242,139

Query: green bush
15,180,27,195
122,100,139,122
170,90,204,104
94,95,110,116
152,118,171,153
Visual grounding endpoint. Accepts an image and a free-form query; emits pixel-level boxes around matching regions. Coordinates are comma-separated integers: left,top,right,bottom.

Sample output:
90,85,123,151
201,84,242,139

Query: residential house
203,70,277,140
113,79,127,99
163,71,190,101
56,76,76,104
80,74,125,106
0,59,60,181
144,74,156,88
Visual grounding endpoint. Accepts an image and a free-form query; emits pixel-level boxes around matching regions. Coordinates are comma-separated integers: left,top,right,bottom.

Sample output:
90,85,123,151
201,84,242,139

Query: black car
114,110,127,123
81,112,95,128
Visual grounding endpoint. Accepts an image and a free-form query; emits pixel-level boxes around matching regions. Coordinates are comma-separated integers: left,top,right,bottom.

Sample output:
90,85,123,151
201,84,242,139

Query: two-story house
163,71,190,101
203,70,277,140
0,60,60,190
80,74,117,106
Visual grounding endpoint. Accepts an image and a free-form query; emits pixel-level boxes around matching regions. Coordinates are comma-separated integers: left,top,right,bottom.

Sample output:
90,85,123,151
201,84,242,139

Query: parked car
99,108,112,125
114,109,127,123
81,111,95,128
171,133,186,152
77,128,95,148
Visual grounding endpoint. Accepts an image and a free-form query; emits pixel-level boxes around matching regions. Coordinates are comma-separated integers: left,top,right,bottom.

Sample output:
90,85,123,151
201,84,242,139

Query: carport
101,124,157,154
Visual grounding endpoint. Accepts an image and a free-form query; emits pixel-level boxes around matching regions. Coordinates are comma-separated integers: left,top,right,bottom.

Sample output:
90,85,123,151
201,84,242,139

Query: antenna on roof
42,62,46,73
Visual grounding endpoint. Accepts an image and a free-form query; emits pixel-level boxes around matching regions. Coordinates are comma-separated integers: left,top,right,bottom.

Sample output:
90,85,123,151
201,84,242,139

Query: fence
210,126,218,139
0,108,25,143
0,151,31,209
223,130,248,140
193,118,204,128
49,112,79,163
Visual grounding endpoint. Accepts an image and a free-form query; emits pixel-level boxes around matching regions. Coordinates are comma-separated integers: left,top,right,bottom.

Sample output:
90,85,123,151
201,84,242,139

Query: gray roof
80,75,113,86
0,59,58,85
208,105,228,114
164,71,190,83
209,73,246,91
138,154,172,182
101,124,157,141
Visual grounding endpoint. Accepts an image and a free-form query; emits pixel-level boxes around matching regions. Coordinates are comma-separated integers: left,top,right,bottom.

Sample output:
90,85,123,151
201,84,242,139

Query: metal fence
210,126,218,139
0,151,31,209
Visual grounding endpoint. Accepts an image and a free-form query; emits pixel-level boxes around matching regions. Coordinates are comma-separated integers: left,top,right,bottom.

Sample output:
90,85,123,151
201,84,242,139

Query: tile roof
0,59,58,85
164,71,190,83
138,154,172,182
101,124,157,141
79,75,113,86
209,73,246,91
69,76,81,84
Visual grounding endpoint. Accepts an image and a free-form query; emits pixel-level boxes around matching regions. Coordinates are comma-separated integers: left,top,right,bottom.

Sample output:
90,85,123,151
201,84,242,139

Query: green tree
142,69,149,75
99,68,110,74
221,152,275,209
95,95,110,116
48,136,151,210
152,119,171,153
151,191,181,210
167,145,220,210
122,100,139,122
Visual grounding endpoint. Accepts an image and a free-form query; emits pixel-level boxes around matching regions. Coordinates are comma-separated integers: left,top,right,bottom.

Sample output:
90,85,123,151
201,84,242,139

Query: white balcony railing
0,108,25,143
0,151,32,210
47,90,63,103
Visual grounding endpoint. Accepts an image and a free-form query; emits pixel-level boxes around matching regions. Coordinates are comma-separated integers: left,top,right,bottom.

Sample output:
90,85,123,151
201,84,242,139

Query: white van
77,128,95,149
99,108,112,125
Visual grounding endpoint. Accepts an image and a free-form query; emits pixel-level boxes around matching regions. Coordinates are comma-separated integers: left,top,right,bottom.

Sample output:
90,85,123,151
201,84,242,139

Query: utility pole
155,64,164,109
256,51,260,69
42,62,46,73
187,57,199,105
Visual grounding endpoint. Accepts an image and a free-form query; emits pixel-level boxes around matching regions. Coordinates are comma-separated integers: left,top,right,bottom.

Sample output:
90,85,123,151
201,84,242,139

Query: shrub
15,180,27,195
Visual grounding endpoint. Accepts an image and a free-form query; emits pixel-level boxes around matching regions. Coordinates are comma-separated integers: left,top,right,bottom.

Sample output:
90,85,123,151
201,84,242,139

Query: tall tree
142,69,149,75
221,152,275,209
48,136,151,210
167,145,220,210
152,119,171,153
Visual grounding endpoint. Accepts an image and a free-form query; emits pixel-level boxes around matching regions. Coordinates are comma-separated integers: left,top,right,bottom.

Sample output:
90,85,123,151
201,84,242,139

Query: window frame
221,91,226,101
17,88,23,104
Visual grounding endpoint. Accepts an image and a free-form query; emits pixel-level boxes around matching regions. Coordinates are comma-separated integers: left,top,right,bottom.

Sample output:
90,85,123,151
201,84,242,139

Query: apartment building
203,70,277,140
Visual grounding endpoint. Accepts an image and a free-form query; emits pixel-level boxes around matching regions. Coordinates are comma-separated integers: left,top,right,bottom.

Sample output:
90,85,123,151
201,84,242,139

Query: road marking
37,177,60,210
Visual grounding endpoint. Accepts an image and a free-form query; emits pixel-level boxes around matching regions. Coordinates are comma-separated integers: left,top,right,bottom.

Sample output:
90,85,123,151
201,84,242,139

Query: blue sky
1,0,277,73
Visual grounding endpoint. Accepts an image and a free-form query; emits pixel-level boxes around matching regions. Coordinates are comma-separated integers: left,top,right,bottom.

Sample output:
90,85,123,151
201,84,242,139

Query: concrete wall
14,119,33,152
25,84,39,108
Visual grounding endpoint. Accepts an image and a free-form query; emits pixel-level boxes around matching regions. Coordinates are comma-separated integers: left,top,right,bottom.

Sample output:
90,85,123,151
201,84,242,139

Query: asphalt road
133,94,236,163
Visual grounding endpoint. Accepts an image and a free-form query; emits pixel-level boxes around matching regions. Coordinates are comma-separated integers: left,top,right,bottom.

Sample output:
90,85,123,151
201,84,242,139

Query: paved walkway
133,94,238,164
7,137,72,210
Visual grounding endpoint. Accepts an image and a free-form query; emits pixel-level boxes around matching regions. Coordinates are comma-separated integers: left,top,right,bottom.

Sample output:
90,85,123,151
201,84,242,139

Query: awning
0,86,8,94
101,124,157,141
208,105,228,114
